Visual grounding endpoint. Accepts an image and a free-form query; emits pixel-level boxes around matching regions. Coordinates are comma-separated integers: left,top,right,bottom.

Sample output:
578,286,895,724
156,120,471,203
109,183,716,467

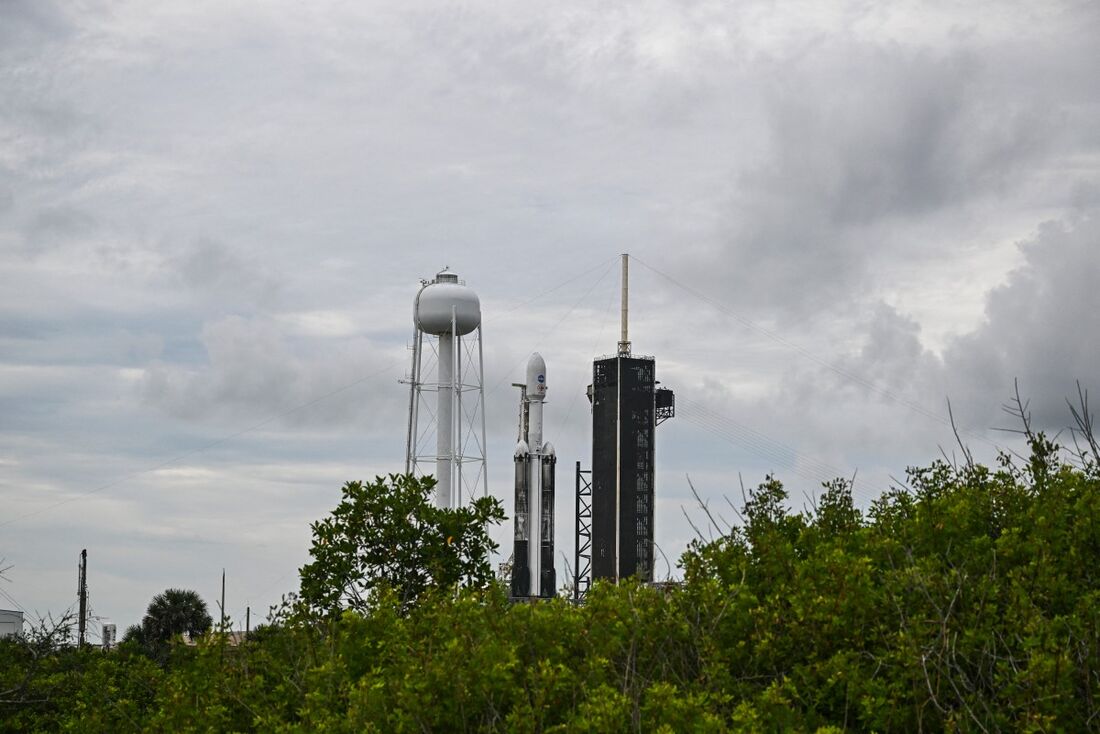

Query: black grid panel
619,358,655,582
590,356,656,582
591,358,618,580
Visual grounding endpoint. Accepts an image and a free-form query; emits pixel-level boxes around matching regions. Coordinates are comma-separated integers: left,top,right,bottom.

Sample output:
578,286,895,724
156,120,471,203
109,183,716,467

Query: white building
0,609,23,639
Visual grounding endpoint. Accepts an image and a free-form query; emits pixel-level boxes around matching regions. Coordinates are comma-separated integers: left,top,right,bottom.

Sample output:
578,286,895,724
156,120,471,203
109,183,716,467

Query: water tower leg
437,332,453,508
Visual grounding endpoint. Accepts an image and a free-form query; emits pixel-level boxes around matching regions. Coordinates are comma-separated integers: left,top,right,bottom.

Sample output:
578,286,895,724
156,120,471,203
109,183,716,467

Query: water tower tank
414,270,481,336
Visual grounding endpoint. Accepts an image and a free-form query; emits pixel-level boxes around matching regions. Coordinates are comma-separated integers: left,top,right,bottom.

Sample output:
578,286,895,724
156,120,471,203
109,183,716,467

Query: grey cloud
170,237,282,307
0,1,75,51
0,324,163,367
141,315,408,431
408,3,735,122
835,303,945,406
940,214,1100,431
0,0,98,178
671,36,1082,321
823,212,1100,439
757,52,1046,223
21,205,97,255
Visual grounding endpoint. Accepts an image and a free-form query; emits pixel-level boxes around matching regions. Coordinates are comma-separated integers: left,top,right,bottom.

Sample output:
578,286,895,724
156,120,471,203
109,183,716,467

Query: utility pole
245,606,250,636
77,549,87,647
220,569,226,630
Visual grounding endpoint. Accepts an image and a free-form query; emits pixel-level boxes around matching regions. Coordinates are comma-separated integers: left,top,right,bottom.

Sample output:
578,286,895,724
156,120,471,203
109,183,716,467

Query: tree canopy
297,473,505,613
141,588,213,644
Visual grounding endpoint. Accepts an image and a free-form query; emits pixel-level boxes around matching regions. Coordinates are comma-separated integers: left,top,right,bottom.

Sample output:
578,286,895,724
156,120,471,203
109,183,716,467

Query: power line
0,586,30,618
552,266,620,439
677,396,849,481
501,256,618,314
0,584,53,630
487,256,618,397
675,411,891,514
675,394,896,508
678,409,840,489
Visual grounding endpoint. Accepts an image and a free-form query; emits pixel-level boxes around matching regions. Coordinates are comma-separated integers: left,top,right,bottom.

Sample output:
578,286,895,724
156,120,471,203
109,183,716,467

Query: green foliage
298,473,506,614
4,439,1100,731
0,617,163,732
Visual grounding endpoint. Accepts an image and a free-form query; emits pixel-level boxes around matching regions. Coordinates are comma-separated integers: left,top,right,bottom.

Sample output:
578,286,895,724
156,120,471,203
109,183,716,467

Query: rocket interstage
512,353,556,599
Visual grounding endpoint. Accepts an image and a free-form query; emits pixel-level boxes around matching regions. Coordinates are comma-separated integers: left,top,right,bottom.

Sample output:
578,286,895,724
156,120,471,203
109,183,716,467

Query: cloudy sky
2,0,1098,634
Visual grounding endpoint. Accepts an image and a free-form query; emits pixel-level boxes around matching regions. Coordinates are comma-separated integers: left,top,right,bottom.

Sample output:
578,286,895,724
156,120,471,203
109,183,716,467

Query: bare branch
1067,380,1099,465
947,398,974,470
680,506,707,543
723,495,746,526
999,378,1035,441
652,541,674,582
686,474,723,540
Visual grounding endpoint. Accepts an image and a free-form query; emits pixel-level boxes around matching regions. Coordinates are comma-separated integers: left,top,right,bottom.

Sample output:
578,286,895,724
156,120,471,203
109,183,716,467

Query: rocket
512,353,557,598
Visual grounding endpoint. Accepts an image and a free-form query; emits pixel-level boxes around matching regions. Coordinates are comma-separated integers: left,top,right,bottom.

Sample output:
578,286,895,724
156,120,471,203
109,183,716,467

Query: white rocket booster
512,353,556,598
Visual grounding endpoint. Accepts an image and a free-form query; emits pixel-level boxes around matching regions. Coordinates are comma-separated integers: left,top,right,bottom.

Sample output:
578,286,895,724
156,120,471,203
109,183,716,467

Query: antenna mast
617,253,631,356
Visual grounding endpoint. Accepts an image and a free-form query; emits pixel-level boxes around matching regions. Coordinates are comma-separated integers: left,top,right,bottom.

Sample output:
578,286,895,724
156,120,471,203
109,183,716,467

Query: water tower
404,269,488,508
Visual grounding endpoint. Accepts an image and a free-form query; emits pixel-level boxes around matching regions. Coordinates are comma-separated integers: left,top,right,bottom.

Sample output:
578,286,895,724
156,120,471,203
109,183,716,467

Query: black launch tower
575,255,674,599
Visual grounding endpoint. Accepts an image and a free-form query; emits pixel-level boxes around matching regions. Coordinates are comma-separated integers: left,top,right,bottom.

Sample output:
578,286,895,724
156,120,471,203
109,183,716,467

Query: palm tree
121,624,145,646
141,588,212,647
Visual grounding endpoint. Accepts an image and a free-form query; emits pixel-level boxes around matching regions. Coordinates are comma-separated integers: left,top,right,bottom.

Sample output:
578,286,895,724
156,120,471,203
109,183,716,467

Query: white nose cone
526,352,547,401
514,439,530,457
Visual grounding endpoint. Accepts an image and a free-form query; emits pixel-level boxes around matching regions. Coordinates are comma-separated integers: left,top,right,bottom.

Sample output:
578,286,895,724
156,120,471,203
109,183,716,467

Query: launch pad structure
575,255,674,600
401,257,672,603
